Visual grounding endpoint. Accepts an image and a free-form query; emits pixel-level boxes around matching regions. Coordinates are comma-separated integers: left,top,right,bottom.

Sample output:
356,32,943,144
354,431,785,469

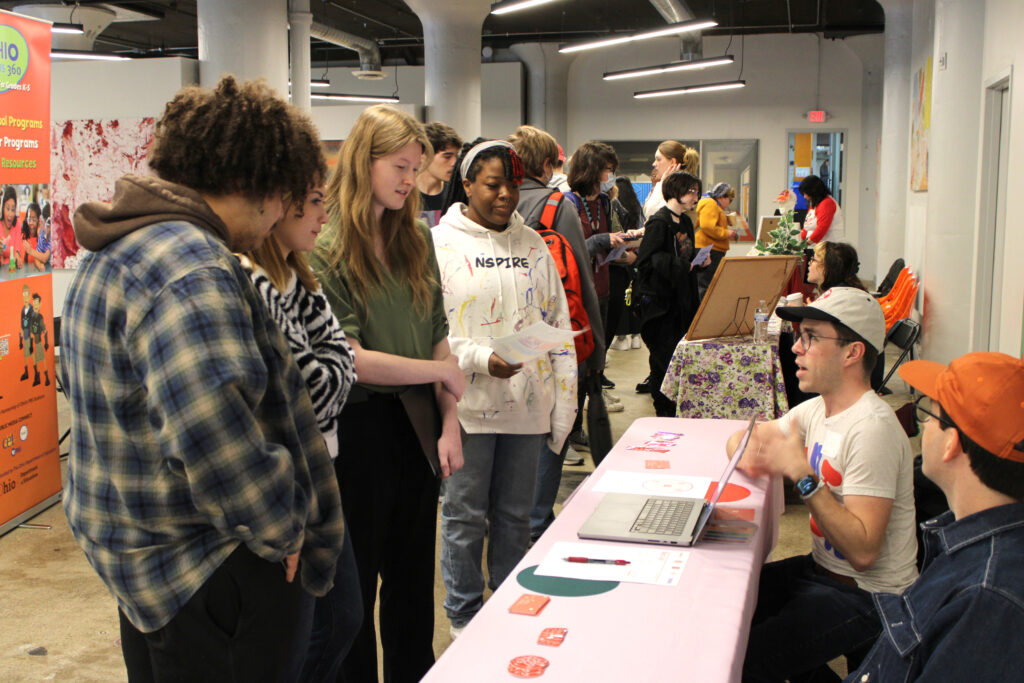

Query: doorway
787,131,844,210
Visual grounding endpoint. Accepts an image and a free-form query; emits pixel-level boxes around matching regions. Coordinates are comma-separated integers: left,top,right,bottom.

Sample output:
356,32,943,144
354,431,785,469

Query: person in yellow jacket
695,182,739,299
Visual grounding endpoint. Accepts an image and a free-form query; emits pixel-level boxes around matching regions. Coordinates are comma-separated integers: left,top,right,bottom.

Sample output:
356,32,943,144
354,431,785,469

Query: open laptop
577,415,756,547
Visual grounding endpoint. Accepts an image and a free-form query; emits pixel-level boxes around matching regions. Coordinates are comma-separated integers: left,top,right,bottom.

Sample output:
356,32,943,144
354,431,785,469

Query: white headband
460,140,515,179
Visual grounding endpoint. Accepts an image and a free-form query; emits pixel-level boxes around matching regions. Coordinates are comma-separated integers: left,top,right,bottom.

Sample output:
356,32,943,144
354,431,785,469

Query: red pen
564,556,630,566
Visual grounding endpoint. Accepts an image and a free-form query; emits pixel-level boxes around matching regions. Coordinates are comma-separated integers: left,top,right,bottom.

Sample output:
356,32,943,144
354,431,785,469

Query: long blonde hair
320,105,435,314
247,232,318,293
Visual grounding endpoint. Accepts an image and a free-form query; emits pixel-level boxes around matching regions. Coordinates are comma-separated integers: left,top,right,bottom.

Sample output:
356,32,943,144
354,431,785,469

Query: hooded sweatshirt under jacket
431,203,578,453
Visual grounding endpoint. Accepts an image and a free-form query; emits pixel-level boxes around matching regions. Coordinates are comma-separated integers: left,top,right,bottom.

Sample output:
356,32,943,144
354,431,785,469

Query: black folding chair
874,258,906,298
877,318,921,395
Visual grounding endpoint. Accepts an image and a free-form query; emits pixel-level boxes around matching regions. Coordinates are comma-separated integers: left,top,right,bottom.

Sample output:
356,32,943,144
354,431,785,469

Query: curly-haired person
60,76,346,683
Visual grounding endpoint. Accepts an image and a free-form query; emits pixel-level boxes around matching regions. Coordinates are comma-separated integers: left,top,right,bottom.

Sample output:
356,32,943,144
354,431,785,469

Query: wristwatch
794,474,826,500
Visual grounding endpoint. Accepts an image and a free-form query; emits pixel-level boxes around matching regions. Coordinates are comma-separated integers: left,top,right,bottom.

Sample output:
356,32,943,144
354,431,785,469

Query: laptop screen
693,415,757,539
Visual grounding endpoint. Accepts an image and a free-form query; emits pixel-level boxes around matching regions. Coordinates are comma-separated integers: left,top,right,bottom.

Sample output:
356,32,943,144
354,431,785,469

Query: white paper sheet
490,321,581,364
593,471,714,499
535,541,689,585
690,244,713,270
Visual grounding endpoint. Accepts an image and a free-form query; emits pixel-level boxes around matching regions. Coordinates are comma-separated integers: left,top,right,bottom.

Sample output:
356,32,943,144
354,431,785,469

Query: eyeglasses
914,395,955,429
797,329,847,349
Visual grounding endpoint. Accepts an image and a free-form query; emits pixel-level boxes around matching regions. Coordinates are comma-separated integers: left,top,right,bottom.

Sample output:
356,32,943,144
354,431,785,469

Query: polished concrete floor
0,339,916,681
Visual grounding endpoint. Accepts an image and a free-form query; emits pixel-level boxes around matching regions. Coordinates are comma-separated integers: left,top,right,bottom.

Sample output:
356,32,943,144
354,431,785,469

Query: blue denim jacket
846,502,1024,682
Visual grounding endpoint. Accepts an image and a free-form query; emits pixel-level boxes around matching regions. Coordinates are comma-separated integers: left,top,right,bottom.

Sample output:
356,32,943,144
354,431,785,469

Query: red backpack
532,191,595,363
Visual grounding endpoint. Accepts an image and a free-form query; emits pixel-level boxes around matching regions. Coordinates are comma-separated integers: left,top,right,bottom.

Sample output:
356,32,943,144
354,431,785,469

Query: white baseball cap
776,287,885,353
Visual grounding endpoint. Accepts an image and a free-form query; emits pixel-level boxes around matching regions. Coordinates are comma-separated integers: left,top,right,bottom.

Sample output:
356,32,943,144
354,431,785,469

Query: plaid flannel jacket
60,220,345,631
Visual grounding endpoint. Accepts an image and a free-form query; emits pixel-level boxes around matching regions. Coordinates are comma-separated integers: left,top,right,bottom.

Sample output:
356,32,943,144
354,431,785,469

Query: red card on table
645,459,671,469
509,593,550,616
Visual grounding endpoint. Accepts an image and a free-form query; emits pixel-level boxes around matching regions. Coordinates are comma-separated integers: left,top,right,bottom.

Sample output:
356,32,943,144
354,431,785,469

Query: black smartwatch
794,474,826,500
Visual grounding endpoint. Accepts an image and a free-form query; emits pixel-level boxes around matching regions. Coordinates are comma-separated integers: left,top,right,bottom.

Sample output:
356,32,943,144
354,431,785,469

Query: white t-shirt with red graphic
778,390,918,594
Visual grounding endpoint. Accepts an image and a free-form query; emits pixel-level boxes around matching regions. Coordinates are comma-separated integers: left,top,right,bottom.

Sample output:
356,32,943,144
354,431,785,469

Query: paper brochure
490,321,581,364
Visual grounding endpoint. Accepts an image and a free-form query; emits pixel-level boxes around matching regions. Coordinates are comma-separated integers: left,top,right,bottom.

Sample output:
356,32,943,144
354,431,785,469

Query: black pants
119,544,314,683
337,395,441,683
640,306,682,418
605,266,631,346
696,248,726,301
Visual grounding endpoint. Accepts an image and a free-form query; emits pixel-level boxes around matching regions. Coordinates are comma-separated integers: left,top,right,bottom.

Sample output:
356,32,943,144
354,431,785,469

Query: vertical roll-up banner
0,10,60,536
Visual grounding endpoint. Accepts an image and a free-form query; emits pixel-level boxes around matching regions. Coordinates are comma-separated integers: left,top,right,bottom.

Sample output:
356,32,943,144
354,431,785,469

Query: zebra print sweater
244,259,356,458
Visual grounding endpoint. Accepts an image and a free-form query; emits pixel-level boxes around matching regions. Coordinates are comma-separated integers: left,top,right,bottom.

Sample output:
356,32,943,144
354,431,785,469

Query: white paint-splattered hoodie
431,203,578,452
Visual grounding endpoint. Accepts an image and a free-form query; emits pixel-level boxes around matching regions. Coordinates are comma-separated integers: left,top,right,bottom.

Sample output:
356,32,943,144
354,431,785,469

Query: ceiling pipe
310,21,385,79
649,0,702,61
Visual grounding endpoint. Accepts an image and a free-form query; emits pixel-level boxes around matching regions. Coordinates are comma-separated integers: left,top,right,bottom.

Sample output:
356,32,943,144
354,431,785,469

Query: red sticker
645,459,671,469
704,482,751,503
538,627,567,646
509,655,549,678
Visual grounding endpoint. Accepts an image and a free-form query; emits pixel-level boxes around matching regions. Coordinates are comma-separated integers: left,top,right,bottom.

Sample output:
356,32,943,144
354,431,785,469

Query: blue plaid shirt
61,220,345,632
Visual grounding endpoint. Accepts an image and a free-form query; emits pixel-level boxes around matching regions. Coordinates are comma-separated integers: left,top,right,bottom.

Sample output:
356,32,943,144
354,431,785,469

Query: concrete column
510,43,574,146
405,0,491,139
875,0,913,281
921,0,985,362
197,0,289,96
288,0,313,112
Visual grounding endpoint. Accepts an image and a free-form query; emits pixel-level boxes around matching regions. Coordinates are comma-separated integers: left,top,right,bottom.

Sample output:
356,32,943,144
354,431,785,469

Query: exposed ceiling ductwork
310,21,384,79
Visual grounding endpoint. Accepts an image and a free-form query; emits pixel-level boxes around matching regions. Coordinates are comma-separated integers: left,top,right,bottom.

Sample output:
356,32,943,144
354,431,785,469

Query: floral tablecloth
661,336,790,420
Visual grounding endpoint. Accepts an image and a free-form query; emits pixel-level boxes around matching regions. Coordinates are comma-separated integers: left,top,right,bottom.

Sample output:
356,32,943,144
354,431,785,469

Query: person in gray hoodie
508,125,607,538
60,76,345,682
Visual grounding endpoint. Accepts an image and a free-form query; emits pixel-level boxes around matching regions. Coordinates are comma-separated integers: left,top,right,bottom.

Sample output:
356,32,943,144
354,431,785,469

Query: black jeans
119,544,314,683
743,554,882,682
337,395,441,683
639,305,682,418
696,248,726,301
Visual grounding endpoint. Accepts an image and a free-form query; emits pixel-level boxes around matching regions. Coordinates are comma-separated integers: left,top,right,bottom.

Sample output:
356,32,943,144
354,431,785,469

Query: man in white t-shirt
731,287,918,681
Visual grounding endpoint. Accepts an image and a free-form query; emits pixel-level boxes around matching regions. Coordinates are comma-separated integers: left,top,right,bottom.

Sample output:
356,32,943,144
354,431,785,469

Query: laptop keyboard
631,498,695,536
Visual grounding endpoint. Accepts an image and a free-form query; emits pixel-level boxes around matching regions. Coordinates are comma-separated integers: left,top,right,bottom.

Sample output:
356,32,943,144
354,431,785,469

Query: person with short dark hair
799,173,844,243
733,287,918,681
417,122,463,227
60,76,346,682
635,171,707,417
847,353,1024,681
1,184,23,269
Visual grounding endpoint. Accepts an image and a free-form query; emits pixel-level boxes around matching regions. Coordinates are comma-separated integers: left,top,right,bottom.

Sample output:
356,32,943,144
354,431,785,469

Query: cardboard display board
685,255,800,341
757,216,781,244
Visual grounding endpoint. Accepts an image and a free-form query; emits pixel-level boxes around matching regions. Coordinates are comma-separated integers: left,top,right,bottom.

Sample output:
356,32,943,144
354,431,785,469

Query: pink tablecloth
423,417,781,683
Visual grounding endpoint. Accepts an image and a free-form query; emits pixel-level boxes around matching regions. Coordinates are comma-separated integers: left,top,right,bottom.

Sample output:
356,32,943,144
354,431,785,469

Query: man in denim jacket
847,352,1024,681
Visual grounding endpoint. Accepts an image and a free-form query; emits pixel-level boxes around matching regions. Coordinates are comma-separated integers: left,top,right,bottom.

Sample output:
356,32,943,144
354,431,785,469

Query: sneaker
563,446,584,465
635,375,652,394
600,374,615,389
631,334,643,349
603,390,624,412
568,430,590,452
610,335,631,351
603,388,622,404
449,623,465,640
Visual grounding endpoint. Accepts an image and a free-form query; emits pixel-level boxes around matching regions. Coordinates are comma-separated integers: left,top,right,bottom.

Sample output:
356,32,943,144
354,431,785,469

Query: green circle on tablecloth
516,565,619,596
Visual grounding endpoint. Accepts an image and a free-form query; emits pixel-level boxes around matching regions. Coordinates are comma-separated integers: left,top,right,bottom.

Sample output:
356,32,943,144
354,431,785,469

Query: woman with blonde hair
644,140,692,216
312,104,465,682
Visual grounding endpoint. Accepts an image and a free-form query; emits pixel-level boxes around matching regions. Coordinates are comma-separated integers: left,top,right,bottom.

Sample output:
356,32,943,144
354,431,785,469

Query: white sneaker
564,446,585,465
450,623,465,640
603,389,624,412
610,335,631,351
631,334,643,349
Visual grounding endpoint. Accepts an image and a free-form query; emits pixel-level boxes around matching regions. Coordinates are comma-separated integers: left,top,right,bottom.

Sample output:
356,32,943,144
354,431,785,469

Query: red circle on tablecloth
704,482,751,503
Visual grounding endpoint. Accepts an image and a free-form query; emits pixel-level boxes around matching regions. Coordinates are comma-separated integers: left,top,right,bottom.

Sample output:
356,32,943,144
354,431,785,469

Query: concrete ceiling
0,0,884,62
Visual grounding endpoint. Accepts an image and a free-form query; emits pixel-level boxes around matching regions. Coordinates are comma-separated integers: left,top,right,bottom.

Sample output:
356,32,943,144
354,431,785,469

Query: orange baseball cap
899,352,1024,463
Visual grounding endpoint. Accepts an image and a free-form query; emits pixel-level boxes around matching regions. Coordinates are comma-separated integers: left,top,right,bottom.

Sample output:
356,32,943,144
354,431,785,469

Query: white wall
51,57,198,120
310,62,523,141
564,34,870,254
904,0,934,281
979,0,1024,355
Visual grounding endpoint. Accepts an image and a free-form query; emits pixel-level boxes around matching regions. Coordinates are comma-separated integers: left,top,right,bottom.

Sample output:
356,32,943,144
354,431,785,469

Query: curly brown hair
148,76,326,204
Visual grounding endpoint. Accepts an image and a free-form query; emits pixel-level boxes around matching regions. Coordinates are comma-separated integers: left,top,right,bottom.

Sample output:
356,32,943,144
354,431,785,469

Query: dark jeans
300,522,362,682
743,554,882,682
119,544,314,683
337,395,440,683
606,265,631,346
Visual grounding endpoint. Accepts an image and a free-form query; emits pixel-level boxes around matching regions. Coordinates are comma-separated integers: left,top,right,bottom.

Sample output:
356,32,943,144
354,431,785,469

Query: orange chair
878,268,911,306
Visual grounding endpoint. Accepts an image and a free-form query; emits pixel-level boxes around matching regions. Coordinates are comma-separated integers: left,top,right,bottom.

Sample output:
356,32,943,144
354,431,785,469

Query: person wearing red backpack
508,125,607,540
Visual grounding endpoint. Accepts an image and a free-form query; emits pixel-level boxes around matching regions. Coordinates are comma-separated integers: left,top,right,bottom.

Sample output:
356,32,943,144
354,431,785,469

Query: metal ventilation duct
310,21,385,80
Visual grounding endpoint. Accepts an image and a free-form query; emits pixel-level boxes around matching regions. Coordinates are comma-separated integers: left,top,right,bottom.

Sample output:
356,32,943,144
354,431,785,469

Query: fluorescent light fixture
51,22,85,35
634,79,746,99
50,49,130,61
491,0,559,15
559,19,717,54
311,93,399,103
604,55,734,81
289,79,331,88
